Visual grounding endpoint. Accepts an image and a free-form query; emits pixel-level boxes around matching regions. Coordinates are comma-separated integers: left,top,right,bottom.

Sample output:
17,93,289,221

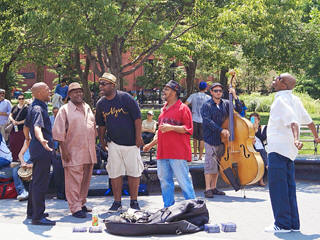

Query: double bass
219,71,264,191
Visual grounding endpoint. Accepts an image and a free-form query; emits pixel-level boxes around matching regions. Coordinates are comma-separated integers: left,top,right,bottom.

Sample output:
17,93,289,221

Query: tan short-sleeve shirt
52,101,97,167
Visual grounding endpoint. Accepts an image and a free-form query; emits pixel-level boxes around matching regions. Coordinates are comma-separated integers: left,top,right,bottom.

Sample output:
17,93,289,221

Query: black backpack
104,199,209,236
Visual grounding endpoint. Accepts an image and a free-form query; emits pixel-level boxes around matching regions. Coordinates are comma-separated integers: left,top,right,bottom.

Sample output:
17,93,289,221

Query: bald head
31,82,50,102
280,73,296,90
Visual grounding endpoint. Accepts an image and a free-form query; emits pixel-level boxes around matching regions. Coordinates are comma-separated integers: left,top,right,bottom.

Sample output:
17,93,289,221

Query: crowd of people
0,72,320,233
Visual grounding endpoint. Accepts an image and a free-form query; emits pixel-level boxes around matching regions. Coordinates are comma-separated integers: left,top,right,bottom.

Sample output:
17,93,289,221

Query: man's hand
39,138,53,152
315,137,320,144
143,144,152,152
159,123,173,133
229,88,237,99
136,136,144,148
294,140,303,150
61,151,71,162
100,141,107,152
221,129,230,139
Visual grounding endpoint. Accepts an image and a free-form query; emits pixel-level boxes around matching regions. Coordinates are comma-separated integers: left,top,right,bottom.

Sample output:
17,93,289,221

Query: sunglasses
274,76,282,81
18,98,24,100
274,75,288,87
99,81,112,86
212,89,223,93
0,93,5,95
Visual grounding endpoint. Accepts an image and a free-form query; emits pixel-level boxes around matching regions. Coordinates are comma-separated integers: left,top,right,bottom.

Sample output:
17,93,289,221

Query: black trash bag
104,199,209,236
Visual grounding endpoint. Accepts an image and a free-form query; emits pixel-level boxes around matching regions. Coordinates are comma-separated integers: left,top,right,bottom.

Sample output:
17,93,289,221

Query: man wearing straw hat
52,82,97,218
96,73,144,212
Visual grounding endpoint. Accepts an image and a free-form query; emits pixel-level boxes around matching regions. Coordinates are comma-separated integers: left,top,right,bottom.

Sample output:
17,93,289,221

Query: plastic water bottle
92,207,99,226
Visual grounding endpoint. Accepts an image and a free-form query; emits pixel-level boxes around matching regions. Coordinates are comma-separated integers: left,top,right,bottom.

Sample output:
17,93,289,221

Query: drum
17,167,32,182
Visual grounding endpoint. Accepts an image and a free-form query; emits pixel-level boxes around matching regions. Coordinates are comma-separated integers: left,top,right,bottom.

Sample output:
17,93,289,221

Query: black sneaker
72,210,86,218
204,189,214,198
82,205,92,212
27,212,49,220
108,201,122,212
212,188,226,195
130,200,140,210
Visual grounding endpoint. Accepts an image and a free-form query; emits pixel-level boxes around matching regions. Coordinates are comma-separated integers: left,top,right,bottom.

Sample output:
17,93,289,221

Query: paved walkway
1,180,320,240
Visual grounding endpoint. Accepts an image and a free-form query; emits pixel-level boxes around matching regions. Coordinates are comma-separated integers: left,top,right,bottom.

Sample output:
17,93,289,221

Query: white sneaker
192,155,198,161
17,190,29,201
264,224,291,233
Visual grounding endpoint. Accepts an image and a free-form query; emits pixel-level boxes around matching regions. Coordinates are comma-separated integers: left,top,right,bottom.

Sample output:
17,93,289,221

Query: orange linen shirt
52,101,97,167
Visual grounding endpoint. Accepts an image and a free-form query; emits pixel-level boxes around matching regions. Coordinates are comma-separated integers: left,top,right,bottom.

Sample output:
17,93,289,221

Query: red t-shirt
157,100,193,161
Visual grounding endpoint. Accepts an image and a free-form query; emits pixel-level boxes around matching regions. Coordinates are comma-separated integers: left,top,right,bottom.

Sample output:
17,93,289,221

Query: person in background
141,110,157,144
265,73,320,233
0,132,29,201
249,112,267,186
143,80,195,207
0,133,12,168
0,89,12,141
51,92,64,109
13,137,32,201
55,78,69,102
185,81,211,161
239,100,247,118
8,94,28,163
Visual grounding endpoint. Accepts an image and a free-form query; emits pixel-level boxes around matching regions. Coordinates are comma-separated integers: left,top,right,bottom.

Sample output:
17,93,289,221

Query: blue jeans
268,152,299,230
157,159,196,207
0,157,10,168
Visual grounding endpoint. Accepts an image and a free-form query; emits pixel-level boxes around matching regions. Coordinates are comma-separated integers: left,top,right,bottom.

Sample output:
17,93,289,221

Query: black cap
165,80,181,94
210,82,223,90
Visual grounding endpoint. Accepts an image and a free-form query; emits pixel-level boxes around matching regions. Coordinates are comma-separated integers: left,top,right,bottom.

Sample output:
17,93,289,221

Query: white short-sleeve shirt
267,90,312,160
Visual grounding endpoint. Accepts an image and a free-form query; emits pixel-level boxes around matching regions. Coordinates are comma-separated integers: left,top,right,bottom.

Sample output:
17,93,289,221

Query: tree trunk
110,37,123,89
74,47,93,107
185,58,197,98
219,67,229,88
36,64,44,82
0,71,10,99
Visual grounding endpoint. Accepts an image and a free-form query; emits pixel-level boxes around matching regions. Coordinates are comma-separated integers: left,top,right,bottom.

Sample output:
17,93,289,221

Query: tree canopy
1,0,319,101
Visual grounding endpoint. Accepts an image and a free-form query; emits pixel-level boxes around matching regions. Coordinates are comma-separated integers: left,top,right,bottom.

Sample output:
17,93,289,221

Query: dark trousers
268,152,299,230
52,153,65,198
27,152,52,221
142,132,155,144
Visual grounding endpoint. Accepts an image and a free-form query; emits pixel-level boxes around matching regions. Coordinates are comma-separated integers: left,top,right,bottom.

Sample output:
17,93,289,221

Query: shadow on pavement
24,218,55,238
275,232,320,240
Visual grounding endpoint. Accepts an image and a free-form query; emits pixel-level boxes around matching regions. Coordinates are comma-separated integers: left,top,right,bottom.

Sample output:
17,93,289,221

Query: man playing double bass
200,72,242,198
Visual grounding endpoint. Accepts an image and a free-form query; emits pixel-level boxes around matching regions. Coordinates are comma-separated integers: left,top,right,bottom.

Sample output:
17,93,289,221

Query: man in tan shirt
52,82,97,218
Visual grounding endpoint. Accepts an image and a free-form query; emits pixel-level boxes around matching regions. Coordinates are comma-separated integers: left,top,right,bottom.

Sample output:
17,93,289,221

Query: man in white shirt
185,82,210,161
265,73,320,233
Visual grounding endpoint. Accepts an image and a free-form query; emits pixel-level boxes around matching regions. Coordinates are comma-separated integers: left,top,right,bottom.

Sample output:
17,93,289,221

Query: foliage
241,91,320,115
136,59,185,90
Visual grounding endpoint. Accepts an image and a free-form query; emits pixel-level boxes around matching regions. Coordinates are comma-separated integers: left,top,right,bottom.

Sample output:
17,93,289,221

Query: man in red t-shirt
144,80,196,207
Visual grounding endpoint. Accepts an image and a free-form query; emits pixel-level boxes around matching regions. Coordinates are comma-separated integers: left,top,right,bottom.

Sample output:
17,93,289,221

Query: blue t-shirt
24,99,53,159
55,84,68,100
96,91,141,146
